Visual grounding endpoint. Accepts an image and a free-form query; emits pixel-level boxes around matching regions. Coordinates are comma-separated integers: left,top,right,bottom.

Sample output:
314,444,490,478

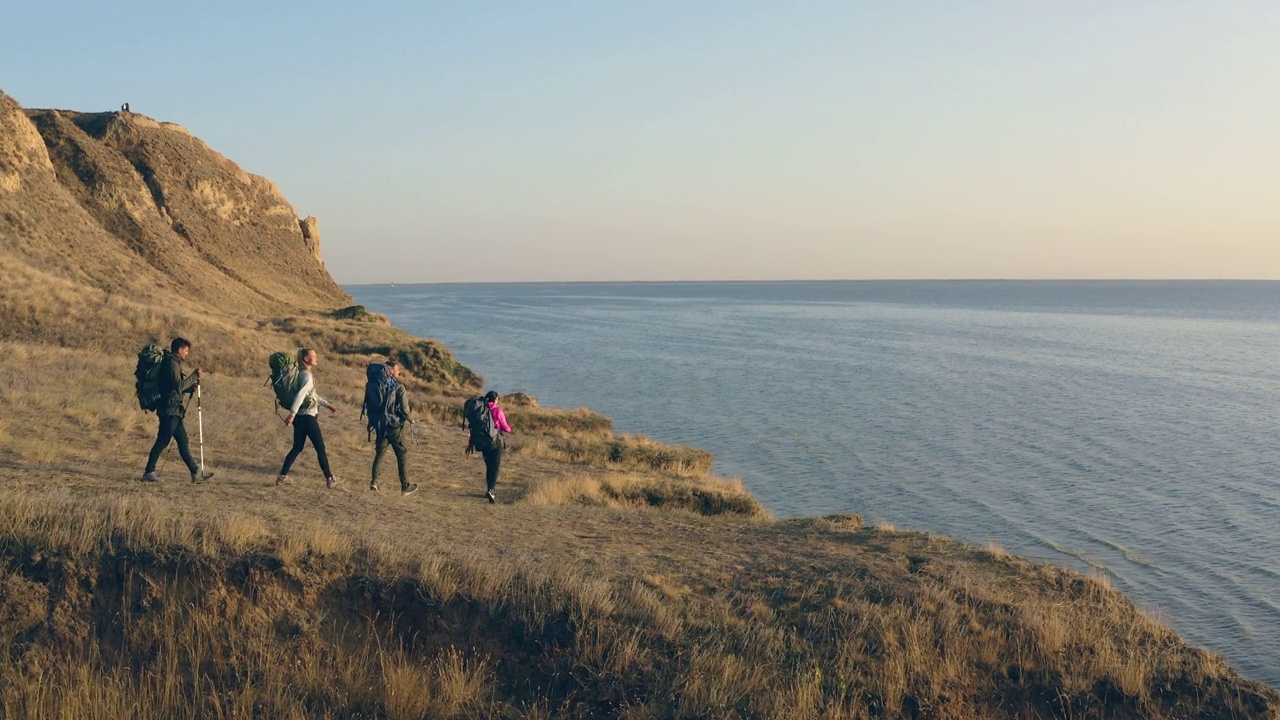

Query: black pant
145,413,198,474
372,425,408,487
280,415,333,478
481,445,502,492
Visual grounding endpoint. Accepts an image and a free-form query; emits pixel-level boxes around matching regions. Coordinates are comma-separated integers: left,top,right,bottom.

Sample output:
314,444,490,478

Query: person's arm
492,405,513,433
288,370,314,416
178,367,199,395
397,386,412,423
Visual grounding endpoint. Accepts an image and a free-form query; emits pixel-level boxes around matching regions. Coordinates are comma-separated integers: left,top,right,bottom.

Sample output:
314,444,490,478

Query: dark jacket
158,352,198,417
390,384,411,426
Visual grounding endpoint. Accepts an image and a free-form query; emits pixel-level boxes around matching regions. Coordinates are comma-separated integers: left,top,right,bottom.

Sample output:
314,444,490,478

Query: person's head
297,348,317,368
386,359,400,378
171,337,191,360
485,390,499,404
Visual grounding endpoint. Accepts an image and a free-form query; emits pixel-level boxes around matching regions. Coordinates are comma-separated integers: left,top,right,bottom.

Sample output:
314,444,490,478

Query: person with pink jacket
465,390,513,503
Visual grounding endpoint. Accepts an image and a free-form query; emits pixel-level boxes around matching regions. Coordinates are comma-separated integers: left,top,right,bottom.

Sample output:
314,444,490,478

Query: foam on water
350,280,1280,686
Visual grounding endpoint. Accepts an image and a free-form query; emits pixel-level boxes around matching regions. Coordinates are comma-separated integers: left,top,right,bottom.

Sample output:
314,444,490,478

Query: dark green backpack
134,344,166,412
268,352,302,409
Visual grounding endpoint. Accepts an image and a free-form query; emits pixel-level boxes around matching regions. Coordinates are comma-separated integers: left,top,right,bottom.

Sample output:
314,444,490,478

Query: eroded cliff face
0,89,349,321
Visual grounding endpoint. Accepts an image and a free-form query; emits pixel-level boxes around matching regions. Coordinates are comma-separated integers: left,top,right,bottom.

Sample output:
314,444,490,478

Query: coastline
348,279,1280,689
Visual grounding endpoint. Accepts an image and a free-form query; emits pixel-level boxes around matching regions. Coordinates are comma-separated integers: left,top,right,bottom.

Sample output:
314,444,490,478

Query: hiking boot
401,483,418,497
326,476,342,489
485,489,496,504
369,481,380,492
191,471,214,483
141,471,159,482
276,474,292,486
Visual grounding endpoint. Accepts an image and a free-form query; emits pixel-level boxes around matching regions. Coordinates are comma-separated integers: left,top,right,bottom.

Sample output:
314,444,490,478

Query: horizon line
338,277,1280,287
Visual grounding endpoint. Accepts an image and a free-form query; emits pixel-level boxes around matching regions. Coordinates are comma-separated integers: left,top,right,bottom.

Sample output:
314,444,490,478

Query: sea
347,280,1280,687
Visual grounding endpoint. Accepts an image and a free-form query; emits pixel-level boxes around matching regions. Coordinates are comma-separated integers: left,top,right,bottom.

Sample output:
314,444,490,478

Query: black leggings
145,413,197,474
482,445,502,492
280,415,332,478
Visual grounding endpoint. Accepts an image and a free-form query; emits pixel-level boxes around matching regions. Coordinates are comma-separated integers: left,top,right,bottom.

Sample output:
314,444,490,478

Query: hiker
368,359,417,496
141,338,208,483
465,390,513,503
277,348,341,488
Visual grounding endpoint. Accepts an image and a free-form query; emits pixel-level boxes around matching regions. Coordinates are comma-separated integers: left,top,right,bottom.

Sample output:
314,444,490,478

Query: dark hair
485,390,498,402
170,337,191,353
385,359,399,368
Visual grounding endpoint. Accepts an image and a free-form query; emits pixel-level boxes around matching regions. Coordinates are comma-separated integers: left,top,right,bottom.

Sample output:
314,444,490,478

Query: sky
3,2,1278,283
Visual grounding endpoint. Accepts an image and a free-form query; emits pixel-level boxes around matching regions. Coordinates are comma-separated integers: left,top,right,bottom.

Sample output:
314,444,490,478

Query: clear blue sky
4,2,1277,282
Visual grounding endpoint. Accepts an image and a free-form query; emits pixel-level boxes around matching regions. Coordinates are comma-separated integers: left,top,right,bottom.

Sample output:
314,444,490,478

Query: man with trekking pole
141,337,213,483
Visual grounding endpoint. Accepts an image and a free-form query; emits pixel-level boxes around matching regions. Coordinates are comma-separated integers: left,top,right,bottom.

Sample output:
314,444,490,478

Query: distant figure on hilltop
464,391,513,504
364,359,417,496
141,338,207,483
120,102,129,113
277,348,341,489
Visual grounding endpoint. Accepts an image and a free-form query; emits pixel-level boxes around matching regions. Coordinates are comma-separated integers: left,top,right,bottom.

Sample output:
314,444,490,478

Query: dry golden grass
526,471,768,518
516,432,714,476
1,477,1276,719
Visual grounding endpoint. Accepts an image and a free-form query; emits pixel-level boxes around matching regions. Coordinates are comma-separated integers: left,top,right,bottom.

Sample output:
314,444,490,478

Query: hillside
1,89,1277,719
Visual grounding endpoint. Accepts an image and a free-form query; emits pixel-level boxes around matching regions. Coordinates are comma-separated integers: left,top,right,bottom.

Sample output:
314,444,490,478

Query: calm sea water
348,280,1280,686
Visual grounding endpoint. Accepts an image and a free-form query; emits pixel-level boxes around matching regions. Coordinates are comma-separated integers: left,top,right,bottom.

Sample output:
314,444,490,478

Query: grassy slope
0,90,1277,718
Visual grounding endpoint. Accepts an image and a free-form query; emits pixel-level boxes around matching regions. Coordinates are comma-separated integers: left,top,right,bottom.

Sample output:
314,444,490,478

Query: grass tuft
526,472,769,518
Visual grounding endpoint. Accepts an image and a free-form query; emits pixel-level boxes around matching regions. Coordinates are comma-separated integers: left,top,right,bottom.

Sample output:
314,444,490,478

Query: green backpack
134,344,167,412
268,352,303,409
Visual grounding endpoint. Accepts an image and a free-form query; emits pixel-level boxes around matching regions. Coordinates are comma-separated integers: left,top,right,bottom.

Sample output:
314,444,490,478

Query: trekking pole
197,381,205,478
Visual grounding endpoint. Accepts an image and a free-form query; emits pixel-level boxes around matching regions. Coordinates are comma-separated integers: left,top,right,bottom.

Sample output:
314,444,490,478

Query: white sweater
288,370,333,417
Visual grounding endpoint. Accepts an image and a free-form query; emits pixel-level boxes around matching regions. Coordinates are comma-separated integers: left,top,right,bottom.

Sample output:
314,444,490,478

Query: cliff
1,89,348,350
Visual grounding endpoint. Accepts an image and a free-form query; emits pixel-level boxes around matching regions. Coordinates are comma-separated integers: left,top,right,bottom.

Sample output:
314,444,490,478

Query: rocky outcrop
299,215,321,263
0,89,349,318
0,91,178,298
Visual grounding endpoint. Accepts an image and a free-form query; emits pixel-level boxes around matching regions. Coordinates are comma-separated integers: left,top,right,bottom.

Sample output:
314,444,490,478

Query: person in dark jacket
369,360,417,496
142,337,208,483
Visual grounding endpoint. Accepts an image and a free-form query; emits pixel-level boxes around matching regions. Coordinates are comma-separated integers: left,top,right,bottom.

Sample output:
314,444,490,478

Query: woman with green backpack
277,348,340,488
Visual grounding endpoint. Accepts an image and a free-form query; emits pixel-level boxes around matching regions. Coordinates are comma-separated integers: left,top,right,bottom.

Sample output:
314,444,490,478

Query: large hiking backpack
134,344,166,412
268,352,303,410
362,363,401,432
463,396,499,450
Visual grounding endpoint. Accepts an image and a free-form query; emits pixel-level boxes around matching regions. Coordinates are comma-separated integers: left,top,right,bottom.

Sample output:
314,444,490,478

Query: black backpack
463,396,498,450
362,363,402,432
135,344,166,412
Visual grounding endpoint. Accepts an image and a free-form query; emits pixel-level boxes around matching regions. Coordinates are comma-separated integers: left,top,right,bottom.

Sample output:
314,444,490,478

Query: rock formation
299,215,322,264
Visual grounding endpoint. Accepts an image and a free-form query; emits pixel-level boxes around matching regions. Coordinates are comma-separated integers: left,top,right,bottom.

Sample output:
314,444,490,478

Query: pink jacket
491,403,513,433
468,402,513,445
